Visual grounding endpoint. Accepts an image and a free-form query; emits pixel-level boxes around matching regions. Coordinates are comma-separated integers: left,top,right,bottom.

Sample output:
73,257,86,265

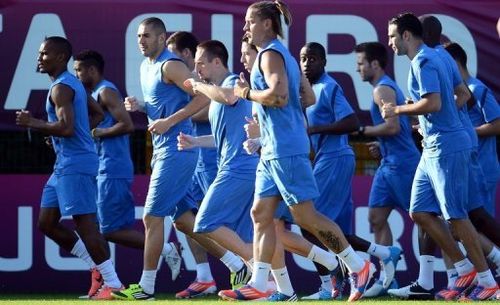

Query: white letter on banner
134,206,195,271
0,207,33,271
394,14,476,98
125,14,192,100
212,14,233,70
355,207,407,270
4,14,70,110
306,15,377,111
45,216,115,270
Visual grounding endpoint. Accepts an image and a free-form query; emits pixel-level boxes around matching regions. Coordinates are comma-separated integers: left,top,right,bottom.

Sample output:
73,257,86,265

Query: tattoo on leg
318,230,341,253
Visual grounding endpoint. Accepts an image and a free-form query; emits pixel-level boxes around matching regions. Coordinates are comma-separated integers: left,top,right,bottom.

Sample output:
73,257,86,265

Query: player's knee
368,213,385,231
251,205,273,227
173,220,189,234
410,212,427,225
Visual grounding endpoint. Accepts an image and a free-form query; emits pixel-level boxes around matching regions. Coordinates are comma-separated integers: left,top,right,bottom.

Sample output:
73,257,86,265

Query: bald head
419,15,442,47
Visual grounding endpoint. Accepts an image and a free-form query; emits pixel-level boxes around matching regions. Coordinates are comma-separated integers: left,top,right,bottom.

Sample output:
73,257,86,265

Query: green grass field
0,294,494,304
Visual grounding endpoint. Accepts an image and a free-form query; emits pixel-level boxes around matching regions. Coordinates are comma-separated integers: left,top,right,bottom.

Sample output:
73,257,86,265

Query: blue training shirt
46,71,98,175
434,44,478,149
467,76,500,182
140,48,193,152
306,72,354,159
92,79,133,179
370,75,420,168
408,44,471,157
250,38,309,160
208,73,259,178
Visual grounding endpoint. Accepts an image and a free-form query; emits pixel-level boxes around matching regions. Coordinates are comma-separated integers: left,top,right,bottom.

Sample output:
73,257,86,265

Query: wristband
240,87,250,100
358,125,365,136
91,128,98,138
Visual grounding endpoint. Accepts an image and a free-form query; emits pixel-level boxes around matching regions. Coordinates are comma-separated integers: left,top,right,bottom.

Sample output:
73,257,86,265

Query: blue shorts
96,177,135,234
410,151,469,220
41,173,97,217
274,201,294,223
189,169,217,202
466,151,488,212
194,171,254,243
313,154,355,234
369,162,417,211
144,150,198,218
255,154,319,206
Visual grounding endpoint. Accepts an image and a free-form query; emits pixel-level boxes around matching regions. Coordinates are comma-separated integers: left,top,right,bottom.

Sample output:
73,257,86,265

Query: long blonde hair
249,0,292,38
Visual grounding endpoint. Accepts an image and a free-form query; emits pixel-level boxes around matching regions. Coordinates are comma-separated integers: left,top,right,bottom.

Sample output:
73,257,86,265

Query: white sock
417,255,434,290
307,245,338,271
139,270,157,295
245,258,254,273
196,263,213,282
367,243,390,260
477,270,497,288
249,261,271,292
487,247,500,268
446,268,458,288
338,246,365,273
454,258,474,276
320,274,333,291
271,267,294,296
96,259,122,289
220,251,244,273
161,242,173,257
70,239,96,269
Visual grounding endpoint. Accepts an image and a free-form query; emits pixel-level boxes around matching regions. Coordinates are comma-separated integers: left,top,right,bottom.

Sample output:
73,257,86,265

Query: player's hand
124,96,139,112
148,118,171,135
412,124,423,136
243,138,261,155
183,78,199,94
177,132,197,150
16,109,32,127
381,99,397,119
366,141,381,159
234,72,250,99
44,136,53,149
244,116,260,139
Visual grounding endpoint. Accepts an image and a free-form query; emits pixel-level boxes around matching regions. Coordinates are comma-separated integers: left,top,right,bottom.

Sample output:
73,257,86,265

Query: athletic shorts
189,169,217,202
194,171,254,243
96,177,135,234
41,173,97,217
410,150,469,220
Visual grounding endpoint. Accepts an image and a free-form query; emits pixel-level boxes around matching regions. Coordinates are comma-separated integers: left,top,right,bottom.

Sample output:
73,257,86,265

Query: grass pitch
0,294,493,304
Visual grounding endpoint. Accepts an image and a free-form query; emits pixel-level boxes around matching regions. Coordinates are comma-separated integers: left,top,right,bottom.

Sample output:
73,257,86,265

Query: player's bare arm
383,92,441,118
92,88,134,138
363,85,401,137
16,83,75,137
87,93,104,129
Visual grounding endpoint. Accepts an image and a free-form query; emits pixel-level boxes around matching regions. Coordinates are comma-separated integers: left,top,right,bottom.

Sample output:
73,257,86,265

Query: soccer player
354,41,420,297
298,42,401,300
178,38,259,289
444,42,500,219
73,49,183,295
218,1,373,302
15,36,123,300
383,13,498,301
167,32,251,297
111,18,231,301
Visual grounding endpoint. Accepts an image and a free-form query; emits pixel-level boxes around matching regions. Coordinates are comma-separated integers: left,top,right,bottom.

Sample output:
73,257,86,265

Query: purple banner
1,0,499,129
1,175,498,294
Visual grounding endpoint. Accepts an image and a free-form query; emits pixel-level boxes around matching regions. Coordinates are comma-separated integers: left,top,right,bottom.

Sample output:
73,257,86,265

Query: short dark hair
242,34,258,53
140,17,166,34
44,36,72,63
303,42,326,61
74,49,105,74
166,31,199,59
389,12,423,38
354,42,388,69
420,15,442,47
444,42,467,68
197,40,229,68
